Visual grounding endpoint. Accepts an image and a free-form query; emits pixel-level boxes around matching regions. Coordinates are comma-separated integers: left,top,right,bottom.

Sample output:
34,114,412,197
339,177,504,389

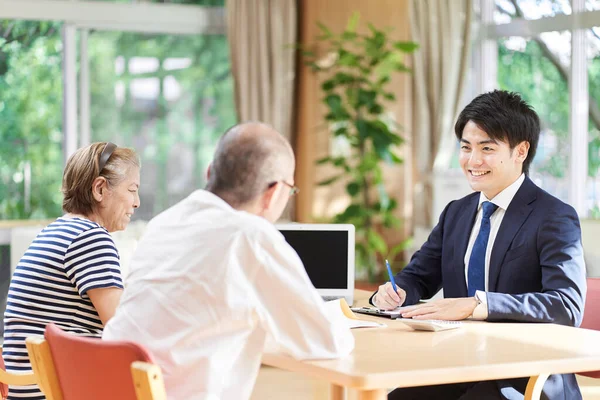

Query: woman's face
97,166,141,232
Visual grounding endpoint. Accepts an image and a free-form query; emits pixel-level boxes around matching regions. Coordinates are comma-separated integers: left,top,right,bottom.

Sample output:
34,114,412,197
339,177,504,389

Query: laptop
276,223,355,305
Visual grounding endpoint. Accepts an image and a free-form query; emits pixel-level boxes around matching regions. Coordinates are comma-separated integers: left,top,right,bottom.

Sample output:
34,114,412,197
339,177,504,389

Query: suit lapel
452,194,479,297
488,177,537,292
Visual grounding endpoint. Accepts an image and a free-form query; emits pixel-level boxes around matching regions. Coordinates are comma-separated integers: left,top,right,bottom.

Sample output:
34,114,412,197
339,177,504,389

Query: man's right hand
373,282,406,310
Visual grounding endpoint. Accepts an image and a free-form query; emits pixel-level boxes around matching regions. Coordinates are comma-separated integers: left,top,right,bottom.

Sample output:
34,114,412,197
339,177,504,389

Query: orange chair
0,348,37,400
25,324,166,400
579,277,600,378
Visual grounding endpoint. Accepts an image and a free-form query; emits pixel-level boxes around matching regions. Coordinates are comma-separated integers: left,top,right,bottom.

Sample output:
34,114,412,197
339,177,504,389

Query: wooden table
261,290,600,400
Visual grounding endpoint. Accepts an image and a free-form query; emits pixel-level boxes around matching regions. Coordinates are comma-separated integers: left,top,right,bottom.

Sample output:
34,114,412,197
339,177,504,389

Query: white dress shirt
464,173,525,319
103,190,354,400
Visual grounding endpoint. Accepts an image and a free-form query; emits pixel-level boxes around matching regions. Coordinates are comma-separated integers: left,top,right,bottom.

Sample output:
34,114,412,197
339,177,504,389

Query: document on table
350,305,414,319
376,305,413,318
323,299,386,329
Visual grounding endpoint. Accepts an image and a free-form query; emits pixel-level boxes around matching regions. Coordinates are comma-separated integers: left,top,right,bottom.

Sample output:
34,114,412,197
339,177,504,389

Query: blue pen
385,259,397,292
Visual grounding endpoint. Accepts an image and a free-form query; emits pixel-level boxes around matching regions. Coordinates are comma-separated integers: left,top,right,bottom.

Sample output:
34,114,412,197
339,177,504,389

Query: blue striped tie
467,201,499,297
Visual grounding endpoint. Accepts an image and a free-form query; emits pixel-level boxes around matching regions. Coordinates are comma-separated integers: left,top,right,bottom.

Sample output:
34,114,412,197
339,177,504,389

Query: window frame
0,0,227,243
475,0,592,217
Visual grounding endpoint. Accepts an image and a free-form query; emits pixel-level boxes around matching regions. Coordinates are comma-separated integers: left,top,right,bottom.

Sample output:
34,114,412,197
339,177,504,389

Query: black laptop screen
279,230,349,289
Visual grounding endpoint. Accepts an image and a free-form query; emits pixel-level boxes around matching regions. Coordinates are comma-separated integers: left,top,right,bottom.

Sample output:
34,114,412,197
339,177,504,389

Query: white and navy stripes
2,217,123,400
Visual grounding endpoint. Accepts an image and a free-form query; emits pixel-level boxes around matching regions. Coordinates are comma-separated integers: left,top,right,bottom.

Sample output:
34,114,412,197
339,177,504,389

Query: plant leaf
367,23,379,36
317,175,343,186
395,63,412,73
377,76,391,85
377,183,390,210
339,204,365,220
334,72,356,84
338,50,360,67
357,89,377,108
333,157,347,167
367,229,388,255
387,238,414,262
346,11,360,33
382,213,401,228
342,31,358,40
346,182,361,196
368,104,384,115
321,79,336,91
389,151,403,164
387,198,398,211
317,21,333,39
334,127,348,137
383,92,396,101
355,119,369,140
324,94,350,120
393,41,419,53
316,156,332,165
325,93,342,109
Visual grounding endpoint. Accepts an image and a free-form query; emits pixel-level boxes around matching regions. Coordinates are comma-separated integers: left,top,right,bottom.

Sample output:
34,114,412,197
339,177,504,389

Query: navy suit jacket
393,176,586,400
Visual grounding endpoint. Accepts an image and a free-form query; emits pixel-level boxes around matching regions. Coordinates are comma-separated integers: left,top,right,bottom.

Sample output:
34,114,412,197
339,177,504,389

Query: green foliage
305,12,417,280
495,0,600,215
0,20,64,220
88,31,236,218
498,33,600,213
497,39,570,179
0,7,235,221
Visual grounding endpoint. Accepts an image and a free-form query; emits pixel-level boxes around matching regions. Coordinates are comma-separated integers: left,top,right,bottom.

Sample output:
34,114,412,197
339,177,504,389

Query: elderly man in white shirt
103,122,354,400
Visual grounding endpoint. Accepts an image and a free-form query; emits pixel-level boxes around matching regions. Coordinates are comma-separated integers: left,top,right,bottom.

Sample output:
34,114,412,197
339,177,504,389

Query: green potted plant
304,12,417,281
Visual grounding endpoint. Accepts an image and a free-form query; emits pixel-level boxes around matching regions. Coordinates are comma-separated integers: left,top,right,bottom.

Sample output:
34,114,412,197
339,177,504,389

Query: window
476,0,600,217
498,32,571,203
0,0,232,339
88,31,235,220
0,20,64,220
0,1,232,223
588,26,600,216
495,0,571,22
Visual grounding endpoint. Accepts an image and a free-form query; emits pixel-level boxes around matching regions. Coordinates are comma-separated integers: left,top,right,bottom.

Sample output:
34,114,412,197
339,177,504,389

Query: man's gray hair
206,122,293,207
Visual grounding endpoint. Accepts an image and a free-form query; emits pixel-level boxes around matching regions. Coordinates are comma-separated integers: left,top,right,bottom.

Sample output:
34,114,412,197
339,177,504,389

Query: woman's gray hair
62,142,140,215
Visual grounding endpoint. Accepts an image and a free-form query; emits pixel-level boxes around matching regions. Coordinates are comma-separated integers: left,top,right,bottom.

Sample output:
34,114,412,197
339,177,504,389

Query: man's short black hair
454,90,540,175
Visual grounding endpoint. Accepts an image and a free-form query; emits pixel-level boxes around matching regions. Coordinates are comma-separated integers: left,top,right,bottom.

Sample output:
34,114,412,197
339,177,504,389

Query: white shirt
103,190,354,400
464,174,525,318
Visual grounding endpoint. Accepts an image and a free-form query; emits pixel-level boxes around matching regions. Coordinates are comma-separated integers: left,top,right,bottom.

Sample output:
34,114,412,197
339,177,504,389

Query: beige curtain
226,0,298,220
226,0,297,142
410,0,473,228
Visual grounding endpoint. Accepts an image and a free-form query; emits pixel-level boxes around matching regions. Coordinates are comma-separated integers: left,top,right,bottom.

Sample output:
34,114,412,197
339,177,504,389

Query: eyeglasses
98,142,117,173
268,181,300,196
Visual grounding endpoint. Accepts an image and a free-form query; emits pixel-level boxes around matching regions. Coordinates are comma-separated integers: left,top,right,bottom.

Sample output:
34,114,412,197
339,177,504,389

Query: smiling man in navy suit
372,90,587,400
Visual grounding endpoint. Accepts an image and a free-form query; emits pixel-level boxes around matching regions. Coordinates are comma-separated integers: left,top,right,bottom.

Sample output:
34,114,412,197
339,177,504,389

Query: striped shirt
2,217,123,400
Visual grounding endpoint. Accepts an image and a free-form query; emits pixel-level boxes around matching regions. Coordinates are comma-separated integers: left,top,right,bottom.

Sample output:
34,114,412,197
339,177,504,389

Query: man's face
459,121,526,199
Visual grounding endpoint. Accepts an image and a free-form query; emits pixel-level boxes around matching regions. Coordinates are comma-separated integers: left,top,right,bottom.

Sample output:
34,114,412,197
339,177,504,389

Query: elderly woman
2,142,140,400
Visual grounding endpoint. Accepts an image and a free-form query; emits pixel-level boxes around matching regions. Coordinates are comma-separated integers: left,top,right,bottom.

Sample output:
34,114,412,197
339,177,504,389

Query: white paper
345,318,386,329
323,299,386,329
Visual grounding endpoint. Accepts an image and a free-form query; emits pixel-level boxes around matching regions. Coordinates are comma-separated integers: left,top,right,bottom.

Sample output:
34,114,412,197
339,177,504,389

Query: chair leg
524,374,549,400
330,384,345,400
131,361,168,400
